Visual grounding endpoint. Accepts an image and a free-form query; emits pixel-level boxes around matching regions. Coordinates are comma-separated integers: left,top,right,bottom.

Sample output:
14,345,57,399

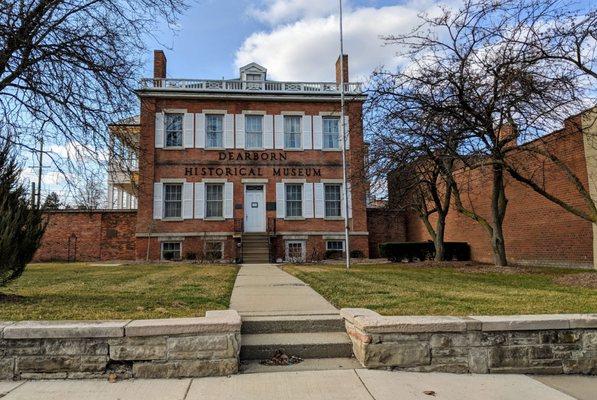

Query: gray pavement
229,264,338,316
1,371,595,399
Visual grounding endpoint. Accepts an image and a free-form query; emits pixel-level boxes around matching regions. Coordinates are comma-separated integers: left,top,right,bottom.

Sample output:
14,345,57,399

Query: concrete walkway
0,371,595,399
229,264,338,316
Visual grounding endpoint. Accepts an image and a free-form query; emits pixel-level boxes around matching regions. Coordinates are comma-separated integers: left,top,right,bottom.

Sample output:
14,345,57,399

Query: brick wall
366,208,407,258
385,116,594,268
33,210,137,262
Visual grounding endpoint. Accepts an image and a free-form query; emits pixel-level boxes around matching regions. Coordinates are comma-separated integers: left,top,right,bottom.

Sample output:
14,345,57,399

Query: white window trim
283,114,303,150
323,182,343,220
285,240,306,262
205,113,225,150
162,179,186,221
245,114,264,150
284,182,304,220
204,182,225,220
326,240,345,251
163,112,185,149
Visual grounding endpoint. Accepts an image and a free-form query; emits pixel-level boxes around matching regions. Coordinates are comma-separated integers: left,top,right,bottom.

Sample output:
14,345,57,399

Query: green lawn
0,263,239,320
282,263,597,316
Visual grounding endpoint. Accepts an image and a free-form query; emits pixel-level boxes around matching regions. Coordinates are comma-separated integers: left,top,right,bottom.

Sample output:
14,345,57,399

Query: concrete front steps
242,233,270,264
239,314,354,367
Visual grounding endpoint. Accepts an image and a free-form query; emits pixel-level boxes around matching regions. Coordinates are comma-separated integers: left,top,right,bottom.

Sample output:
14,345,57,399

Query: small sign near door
251,202,258,208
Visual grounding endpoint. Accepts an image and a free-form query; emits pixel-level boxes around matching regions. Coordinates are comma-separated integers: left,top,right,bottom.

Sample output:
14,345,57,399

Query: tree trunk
434,214,446,261
491,164,508,266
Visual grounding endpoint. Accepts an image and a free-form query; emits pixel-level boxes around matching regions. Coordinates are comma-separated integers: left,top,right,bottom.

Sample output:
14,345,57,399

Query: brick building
106,51,366,263
371,110,597,269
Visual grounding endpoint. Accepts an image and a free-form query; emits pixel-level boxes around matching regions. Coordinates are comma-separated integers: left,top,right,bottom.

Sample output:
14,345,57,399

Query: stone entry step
242,233,270,264
240,357,363,374
240,332,353,360
241,315,345,334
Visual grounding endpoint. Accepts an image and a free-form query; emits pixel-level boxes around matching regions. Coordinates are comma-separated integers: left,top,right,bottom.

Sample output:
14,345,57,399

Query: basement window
162,242,181,261
285,240,306,262
326,240,344,251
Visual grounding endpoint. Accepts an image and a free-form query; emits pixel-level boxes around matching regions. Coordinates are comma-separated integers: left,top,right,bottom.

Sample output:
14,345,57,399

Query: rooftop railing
139,79,363,95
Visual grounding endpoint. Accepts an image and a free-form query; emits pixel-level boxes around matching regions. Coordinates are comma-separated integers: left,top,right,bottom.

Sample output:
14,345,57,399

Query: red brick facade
33,210,136,262
376,115,595,268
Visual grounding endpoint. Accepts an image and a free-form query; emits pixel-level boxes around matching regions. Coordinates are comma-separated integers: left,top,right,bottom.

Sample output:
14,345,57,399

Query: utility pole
36,136,44,209
339,0,351,271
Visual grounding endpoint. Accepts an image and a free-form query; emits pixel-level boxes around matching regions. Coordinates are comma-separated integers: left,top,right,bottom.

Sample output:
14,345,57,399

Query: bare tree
0,0,187,187
74,174,105,210
375,0,595,266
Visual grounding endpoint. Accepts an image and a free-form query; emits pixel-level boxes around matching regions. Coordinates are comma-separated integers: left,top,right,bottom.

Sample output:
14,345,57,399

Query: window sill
322,148,342,152
203,147,226,151
162,217,183,222
324,217,344,221
284,217,306,221
283,148,303,151
205,217,226,221
162,146,185,150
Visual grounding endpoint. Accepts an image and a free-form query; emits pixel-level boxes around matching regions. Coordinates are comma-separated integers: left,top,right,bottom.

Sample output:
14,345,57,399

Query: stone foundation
0,310,240,380
341,309,597,374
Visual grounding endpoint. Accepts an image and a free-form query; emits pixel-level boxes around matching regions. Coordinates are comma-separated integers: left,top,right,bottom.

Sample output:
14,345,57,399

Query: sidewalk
229,264,338,316
0,370,594,399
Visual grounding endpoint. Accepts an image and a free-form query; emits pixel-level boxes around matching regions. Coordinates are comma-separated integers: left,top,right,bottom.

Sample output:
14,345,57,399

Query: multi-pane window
163,184,182,218
246,73,262,81
286,241,305,262
326,240,344,251
284,116,301,149
285,184,303,217
324,184,342,217
205,184,224,218
161,242,181,260
323,117,340,149
245,115,263,149
206,114,224,148
165,113,183,147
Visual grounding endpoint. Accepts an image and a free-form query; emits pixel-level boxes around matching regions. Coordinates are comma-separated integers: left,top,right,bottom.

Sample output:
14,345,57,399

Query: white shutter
195,114,205,148
302,116,312,150
274,115,284,149
194,182,205,219
224,182,233,219
264,115,274,149
348,182,353,218
155,113,164,149
224,114,234,148
153,183,163,219
314,183,325,218
313,116,323,150
235,114,245,149
182,182,193,219
183,113,194,148
276,182,285,218
341,116,350,150
303,183,314,218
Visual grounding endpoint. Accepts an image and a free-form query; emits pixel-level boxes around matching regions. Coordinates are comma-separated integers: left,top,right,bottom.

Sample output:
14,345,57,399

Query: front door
244,185,266,232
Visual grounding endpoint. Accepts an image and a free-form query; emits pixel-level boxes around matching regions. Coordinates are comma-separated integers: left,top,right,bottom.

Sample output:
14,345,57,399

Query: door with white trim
244,185,266,232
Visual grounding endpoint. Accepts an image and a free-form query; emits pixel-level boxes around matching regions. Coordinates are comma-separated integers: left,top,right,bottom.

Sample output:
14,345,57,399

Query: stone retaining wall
341,309,597,374
0,310,240,380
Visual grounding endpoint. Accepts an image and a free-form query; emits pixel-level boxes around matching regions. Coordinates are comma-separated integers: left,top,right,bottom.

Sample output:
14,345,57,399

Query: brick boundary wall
379,116,595,269
0,310,240,380
366,209,407,258
33,210,137,262
341,309,597,375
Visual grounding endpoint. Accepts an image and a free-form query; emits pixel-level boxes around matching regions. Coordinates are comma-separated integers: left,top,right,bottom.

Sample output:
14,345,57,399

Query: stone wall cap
341,309,469,333
3,320,129,339
567,314,597,329
470,314,573,331
126,310,241,337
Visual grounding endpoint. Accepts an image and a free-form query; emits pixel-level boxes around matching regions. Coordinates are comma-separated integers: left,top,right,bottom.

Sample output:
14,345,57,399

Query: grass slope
282,263,597,316
0,263,239,320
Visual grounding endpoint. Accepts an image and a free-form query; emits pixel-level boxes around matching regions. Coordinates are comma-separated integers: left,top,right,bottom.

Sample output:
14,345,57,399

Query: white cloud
237,1,454,82
249,0,340,25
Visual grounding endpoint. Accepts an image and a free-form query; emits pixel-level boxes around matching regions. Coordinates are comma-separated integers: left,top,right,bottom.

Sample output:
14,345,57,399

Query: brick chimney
153,50,167,79
335,54,349,84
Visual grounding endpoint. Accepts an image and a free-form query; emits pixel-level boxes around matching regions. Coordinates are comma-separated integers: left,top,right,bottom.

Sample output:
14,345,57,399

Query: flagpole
339,0,350,271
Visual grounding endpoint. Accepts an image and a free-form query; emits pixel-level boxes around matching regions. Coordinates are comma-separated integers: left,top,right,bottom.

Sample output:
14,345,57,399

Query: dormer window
246,73,263,81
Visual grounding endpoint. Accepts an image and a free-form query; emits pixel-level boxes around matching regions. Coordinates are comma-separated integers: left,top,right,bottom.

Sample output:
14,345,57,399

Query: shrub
350,250,364,259
380,242,470,262
324,250,343,260
184,252,198,261
0,141,46,286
